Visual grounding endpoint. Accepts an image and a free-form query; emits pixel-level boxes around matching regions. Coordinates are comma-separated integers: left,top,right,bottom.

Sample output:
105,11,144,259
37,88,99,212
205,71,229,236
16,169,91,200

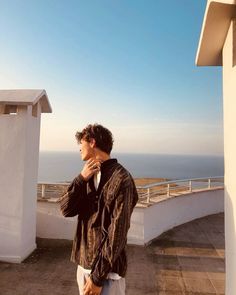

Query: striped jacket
59,159,138,286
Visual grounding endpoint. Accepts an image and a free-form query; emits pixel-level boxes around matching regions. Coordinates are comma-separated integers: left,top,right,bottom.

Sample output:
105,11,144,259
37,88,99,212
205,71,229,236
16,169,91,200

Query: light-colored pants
76,265,126,295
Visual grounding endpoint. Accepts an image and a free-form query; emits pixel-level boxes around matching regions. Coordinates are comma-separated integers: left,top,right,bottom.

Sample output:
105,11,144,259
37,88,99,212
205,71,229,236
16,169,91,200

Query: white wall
223,19,236,295
143,189,224,244
0,104,41,262
127,207,144,245
36,189,224,245
37,201,77,240
36,201,145,243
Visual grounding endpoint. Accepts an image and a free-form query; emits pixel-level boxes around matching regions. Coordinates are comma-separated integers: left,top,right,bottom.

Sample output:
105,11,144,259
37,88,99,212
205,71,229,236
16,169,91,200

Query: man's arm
59,174,87,217
59,158,101,217
90,177,138,286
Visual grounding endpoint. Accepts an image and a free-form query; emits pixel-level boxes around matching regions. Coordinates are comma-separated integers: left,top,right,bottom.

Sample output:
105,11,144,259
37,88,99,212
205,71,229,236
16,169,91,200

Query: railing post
42,184,45,198
167,184,170,197
189,180,192,192
147,188,150,203
208,178,211,189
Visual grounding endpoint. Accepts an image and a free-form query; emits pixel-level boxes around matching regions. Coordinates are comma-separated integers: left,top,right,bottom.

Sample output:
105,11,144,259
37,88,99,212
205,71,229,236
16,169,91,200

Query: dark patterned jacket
59,159,138,286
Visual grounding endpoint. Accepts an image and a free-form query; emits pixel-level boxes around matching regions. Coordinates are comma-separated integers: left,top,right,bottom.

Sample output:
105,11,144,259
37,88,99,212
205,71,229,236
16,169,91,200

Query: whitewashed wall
36,189,224,245
223,20,236,295
0,105,41,263
142,189,224,244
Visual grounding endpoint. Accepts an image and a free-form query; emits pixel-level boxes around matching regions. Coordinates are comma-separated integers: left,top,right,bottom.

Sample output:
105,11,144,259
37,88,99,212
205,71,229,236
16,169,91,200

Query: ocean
38,152,224,183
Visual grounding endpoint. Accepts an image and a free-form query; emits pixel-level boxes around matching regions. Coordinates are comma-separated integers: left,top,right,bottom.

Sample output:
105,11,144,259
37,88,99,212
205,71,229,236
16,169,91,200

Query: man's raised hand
81,158,101,181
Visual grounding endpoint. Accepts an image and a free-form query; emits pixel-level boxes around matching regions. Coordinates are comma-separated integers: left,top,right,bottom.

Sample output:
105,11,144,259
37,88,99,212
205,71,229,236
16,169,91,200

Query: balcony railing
37,176,224,205
136,176,224,204
37,182,69,199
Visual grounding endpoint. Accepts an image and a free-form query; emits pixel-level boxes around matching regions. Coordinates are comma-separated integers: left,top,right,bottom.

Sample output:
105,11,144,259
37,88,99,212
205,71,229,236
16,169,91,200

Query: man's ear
90,138,96,148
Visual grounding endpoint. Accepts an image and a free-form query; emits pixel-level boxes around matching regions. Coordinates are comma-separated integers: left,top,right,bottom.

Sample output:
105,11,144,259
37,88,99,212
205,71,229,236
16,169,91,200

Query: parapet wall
36,188,224,245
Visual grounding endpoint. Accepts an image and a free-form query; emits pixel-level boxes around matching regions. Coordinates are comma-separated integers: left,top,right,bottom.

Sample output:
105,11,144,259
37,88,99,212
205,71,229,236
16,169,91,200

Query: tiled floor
127,212,225,295
0,213,225,295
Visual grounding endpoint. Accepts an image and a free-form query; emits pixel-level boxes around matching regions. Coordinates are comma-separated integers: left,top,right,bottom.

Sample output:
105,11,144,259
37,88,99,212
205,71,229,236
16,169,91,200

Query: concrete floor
0,213,225,295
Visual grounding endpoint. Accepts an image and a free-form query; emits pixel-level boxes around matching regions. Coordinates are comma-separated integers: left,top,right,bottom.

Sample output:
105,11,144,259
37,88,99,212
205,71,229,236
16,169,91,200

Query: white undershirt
80,266,121,280
94,170,101,190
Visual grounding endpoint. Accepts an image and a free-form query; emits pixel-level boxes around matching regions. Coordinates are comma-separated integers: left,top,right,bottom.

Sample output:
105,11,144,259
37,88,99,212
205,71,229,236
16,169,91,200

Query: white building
0,89,52,263
196,1,236,293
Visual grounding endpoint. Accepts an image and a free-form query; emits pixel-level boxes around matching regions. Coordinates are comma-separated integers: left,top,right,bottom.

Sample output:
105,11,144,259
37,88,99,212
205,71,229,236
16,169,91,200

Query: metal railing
136,176,224,204
37,182,69,199
37,176,224,204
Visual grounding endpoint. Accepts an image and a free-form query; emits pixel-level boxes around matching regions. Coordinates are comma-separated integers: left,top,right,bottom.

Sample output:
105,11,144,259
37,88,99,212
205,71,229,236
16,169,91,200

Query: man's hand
81,158,101,181
83,277,102,295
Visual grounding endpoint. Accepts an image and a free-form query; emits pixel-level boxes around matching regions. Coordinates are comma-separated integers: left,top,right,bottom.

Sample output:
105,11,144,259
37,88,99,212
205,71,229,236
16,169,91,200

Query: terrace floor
0,212,225,295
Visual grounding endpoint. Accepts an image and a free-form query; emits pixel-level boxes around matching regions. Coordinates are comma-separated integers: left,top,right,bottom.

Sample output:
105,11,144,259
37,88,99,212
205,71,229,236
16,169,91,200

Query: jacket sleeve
90,178,138,286
59,174,87,217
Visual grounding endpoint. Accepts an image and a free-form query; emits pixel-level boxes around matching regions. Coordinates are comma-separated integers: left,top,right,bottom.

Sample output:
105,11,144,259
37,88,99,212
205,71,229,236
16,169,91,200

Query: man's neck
94,151,110,163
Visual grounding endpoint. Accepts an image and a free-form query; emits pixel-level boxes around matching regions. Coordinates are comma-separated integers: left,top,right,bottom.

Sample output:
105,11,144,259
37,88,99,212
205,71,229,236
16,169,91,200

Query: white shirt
94,170,101,190
80,266,121,280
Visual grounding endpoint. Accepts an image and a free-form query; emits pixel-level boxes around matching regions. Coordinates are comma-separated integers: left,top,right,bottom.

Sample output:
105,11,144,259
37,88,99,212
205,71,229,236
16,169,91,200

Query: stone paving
0,213,225,295
127,212,225,295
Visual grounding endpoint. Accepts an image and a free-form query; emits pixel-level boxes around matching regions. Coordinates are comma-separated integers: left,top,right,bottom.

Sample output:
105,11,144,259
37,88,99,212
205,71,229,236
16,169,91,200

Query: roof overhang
0,89,52,113
196,0,236,66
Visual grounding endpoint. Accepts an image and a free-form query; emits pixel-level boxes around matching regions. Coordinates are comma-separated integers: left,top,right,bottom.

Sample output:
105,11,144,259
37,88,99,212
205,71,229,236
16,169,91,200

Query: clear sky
0,0,223,155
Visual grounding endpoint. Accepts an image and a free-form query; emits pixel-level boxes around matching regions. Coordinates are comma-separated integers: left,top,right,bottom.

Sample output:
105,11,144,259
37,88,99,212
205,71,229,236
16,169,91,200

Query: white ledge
196,0,236,66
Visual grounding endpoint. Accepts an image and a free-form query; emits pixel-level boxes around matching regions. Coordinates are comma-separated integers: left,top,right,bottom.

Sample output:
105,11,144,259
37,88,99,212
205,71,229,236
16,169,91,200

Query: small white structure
0,90,52,263
196,1,236,294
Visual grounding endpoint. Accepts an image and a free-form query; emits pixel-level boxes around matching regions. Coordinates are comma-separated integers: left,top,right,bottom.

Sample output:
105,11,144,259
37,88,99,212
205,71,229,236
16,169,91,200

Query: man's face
79,138,95,161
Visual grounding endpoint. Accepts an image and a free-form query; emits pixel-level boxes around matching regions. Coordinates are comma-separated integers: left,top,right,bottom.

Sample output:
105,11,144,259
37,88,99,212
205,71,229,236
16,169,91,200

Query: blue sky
0,0,223,155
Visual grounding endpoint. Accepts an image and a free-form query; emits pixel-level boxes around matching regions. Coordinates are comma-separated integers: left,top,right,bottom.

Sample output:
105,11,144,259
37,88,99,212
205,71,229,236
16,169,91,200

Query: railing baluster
167,184,170,197
189,180,192,192
147,188,150,203
208,178,211,189
42,184,45,198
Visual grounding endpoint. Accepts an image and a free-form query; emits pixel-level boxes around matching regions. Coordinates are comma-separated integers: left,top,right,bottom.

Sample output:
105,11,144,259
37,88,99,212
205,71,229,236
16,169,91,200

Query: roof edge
0,89,52,113
33,89,52,113
196,0,236,66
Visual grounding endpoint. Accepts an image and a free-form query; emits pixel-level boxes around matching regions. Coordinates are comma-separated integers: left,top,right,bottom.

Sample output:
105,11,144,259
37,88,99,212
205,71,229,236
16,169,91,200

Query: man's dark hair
75,124,114,154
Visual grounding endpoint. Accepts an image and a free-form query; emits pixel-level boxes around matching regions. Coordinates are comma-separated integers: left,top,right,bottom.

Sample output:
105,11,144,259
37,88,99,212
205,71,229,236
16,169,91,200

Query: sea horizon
38,151,224,183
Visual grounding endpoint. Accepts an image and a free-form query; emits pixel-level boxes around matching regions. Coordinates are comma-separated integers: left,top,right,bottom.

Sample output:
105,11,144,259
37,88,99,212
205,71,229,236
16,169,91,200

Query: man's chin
80,155,85,161
81,155,90,161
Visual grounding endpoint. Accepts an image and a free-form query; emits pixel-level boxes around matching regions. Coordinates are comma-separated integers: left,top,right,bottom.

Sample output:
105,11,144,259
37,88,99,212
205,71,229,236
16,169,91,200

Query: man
59,124,138,295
